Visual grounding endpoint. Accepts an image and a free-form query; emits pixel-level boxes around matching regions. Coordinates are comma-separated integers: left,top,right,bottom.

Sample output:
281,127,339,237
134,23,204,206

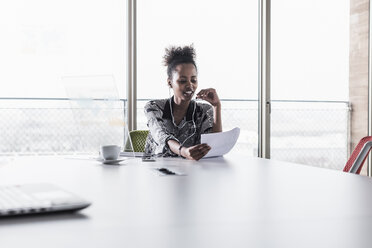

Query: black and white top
144,97,214,157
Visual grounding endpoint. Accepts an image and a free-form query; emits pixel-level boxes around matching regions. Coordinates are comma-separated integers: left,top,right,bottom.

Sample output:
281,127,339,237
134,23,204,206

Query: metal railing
138,99,350,170
0,98,126,155
0,98,350,170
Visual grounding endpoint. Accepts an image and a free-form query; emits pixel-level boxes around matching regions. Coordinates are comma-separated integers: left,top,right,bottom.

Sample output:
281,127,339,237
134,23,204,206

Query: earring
168,80,172,98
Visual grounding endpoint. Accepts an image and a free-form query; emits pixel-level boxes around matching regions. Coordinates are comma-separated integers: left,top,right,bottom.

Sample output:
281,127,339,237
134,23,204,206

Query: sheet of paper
201,127,240,158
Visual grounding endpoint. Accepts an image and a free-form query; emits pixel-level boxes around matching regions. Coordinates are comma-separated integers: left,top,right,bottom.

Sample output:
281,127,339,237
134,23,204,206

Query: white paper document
201,127,240,158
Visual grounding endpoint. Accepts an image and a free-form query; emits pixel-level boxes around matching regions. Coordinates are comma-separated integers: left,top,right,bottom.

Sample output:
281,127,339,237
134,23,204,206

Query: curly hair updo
163,45,197,79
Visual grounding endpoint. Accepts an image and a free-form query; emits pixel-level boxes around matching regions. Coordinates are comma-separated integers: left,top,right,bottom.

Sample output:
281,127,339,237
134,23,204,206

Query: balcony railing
0,98,126,155
0,98,350,170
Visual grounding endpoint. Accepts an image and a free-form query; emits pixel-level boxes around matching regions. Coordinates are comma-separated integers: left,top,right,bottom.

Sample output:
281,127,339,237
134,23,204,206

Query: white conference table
1,154,372,248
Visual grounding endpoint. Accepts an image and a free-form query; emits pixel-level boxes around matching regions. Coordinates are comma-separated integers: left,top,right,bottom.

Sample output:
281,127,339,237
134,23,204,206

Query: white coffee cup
100,145,121,160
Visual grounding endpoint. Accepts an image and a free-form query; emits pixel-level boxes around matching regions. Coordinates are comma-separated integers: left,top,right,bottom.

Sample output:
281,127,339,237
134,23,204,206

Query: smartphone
142,156,156,162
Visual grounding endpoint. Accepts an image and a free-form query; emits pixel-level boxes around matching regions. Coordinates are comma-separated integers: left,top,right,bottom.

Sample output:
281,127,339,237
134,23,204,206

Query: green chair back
124,130,149,152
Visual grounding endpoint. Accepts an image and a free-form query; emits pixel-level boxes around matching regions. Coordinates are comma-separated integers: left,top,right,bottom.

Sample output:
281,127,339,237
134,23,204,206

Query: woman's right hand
181,143,211,161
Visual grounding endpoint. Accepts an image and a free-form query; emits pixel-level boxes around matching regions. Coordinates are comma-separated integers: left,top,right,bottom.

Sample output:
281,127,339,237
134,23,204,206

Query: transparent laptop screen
62,75,134,156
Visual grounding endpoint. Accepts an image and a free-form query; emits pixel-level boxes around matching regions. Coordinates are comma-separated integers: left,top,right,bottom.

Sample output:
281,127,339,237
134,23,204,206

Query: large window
137,0,259,156
271,0,350,169
0,0,358,172
0,1,127,154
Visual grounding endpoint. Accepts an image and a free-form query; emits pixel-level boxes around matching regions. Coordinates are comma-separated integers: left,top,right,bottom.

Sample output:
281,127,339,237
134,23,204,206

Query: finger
200,146,211,157
193,150,209,160
198,144,211,152
199,88,214,95
189,146,204,157
194,147,210,160
190,149,202,157
190,144,208,151
204,89,216,97
197,89,217,102
206,92,214,101
192,149,206,160
190,145,210,158
194,155,202,161
196,90,206,99
198,143,210,148
197,89,210,96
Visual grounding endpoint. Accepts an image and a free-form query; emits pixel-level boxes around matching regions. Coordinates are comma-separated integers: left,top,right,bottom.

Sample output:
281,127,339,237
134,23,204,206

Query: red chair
343,136,372,174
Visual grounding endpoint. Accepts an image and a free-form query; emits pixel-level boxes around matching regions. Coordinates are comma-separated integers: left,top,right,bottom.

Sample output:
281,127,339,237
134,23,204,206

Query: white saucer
97,158,127,165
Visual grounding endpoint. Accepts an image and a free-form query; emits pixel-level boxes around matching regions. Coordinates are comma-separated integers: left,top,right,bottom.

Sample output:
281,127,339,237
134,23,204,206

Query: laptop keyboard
0,185,53,216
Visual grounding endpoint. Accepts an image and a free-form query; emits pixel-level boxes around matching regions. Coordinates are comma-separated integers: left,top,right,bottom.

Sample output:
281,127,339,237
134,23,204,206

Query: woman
144,45,222,160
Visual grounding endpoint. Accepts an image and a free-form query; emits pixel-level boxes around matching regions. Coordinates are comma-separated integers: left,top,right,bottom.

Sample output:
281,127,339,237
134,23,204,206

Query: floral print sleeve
144,100,179,156
144,98,214,157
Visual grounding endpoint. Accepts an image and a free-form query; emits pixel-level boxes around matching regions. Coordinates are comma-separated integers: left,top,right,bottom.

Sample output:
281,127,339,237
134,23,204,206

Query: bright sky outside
0,0,349,101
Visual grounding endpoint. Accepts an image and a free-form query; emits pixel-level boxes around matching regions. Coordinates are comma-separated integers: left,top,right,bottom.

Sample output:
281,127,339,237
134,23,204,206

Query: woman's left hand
196,88,221,107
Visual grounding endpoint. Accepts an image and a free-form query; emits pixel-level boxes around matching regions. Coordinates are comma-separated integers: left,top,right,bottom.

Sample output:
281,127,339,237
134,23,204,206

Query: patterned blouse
144,97,214,157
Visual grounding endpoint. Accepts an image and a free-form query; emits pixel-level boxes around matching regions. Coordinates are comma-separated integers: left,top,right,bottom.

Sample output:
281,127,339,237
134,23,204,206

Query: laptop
0,183,91,217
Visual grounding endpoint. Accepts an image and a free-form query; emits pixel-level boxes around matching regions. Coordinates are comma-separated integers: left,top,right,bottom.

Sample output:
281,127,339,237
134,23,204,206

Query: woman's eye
191,79,197,83
179,80,187,84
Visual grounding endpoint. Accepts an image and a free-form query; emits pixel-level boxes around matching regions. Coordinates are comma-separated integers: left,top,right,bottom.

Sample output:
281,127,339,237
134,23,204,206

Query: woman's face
169,63,198,103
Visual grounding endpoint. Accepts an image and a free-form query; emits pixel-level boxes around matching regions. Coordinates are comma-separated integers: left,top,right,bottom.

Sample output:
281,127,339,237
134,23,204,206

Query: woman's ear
168,79,172,88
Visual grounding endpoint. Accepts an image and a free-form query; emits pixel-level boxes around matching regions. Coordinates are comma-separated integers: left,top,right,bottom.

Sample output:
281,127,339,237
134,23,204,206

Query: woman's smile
183,90,194,98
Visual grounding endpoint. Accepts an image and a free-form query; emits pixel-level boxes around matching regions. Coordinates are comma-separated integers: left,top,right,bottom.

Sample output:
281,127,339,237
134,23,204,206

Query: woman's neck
172,97,190,110
171,97,191,125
